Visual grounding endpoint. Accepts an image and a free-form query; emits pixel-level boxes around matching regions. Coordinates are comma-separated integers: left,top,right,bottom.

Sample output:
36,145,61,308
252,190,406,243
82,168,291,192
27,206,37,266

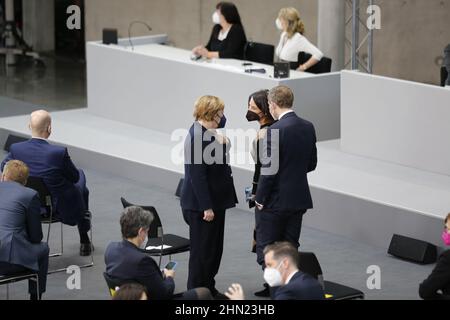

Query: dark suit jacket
1,138,84,225
255,111,317,211
180,122,238,212
206,24,247,59
0,181,48,271
105,240,175,300
273,271,325,300
419,250,450,300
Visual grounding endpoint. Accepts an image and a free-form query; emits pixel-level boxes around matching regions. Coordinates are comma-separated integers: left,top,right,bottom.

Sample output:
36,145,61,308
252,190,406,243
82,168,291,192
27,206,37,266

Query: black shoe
254,283,270,297
80,243,93,256
213,292,229,300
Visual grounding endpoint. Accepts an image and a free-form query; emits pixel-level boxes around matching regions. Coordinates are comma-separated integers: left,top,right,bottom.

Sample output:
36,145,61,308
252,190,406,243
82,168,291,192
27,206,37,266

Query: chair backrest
441,66,448,86
298,51,332,74
26,176,52,209
298,251,325,290
245,42,275,65
3,134,28,152
120,197,163,238
103,272,124,297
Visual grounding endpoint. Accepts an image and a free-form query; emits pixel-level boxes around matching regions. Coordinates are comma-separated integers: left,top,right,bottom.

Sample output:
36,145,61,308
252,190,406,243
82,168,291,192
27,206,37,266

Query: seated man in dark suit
419,213,450,300
0,160,49,300
225,242,324,300
1,110,92,256
104,206,211,300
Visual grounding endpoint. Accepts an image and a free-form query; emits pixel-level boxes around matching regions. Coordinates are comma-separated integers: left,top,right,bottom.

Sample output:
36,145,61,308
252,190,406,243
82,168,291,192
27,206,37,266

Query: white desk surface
96,42,315,80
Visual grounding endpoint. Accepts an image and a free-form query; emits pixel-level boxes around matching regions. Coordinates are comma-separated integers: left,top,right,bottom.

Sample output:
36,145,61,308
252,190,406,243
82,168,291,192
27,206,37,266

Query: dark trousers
75,169,91,235
0,244,49,297
255,208,306,267
182,209,225,295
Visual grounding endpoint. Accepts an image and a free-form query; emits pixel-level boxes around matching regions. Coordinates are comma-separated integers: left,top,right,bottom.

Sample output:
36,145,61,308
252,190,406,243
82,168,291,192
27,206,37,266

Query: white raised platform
0,109,446,249
87,39,341,141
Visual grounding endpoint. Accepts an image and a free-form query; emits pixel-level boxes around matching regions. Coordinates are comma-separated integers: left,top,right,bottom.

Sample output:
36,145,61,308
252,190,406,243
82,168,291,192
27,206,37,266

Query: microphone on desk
128,21,153,51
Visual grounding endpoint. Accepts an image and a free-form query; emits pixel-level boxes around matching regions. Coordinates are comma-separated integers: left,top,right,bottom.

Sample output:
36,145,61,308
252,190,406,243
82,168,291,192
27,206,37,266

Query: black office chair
175,178,184,198
2,134,28,152
26,176,94,274
298,252,365,300
121,197,190,267
103,272,126,298
296,52,332,74
0,262,39,300
244,42,275,65
441,66,448,86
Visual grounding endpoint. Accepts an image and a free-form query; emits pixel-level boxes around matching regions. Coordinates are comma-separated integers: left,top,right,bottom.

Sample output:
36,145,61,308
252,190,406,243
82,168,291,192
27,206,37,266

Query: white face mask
275,18,283,31
263,261,284,287
212,11,221,25
140,234,148,250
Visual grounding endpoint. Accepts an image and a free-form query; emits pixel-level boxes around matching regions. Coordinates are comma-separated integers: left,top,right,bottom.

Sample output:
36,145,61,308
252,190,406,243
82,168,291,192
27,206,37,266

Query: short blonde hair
278,7,305,38
193,95,225,122
2,160,29,185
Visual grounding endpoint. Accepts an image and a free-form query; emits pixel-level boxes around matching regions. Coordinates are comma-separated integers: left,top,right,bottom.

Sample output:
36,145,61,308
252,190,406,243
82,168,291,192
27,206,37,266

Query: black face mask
246,110,261,122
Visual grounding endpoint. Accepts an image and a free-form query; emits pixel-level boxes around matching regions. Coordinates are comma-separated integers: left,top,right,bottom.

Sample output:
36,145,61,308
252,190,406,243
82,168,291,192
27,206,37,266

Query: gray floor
0,56,437,300
0,162,436,300
0,55,86,111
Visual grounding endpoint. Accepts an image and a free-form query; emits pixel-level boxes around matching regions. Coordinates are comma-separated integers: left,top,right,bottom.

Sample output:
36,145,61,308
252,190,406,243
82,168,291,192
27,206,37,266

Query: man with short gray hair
253,85,317,297
105,206,211,300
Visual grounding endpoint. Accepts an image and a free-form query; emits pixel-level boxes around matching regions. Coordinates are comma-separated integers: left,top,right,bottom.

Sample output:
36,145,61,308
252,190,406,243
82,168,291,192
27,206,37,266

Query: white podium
86,35,341,141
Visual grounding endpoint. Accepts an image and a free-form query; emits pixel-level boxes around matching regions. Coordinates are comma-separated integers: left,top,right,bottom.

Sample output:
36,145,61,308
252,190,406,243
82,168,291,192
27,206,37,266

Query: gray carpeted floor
0,157,436,300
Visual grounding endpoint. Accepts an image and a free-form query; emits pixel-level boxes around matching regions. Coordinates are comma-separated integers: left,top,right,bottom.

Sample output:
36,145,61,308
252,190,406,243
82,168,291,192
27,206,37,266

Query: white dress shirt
278,109,294,121
276,32,323,62
285,270,299,285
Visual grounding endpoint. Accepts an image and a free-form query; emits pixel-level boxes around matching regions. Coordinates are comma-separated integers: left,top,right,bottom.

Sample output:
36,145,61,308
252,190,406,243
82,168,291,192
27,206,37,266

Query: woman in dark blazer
245,90,275,252
419,213,450,300
192,2,247,60
180,95,238,298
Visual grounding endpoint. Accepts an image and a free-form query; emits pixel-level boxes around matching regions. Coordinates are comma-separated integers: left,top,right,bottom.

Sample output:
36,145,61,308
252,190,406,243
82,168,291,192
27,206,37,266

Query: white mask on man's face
212,11,221,25
263,260,284,287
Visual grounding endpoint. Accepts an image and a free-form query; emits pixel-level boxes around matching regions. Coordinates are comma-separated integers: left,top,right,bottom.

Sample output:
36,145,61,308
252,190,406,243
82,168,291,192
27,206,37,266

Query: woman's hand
192,45,202,55
298,64,307,72
203,209,215,222
198,47,209,58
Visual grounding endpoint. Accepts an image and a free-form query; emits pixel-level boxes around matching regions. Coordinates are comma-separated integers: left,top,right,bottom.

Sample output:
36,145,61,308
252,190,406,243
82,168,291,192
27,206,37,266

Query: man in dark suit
1,110,92,256
419,213,450,300
0,160,49,300
180,96,238,298
105,206,211,300
254,85,317,296
225,242,324,300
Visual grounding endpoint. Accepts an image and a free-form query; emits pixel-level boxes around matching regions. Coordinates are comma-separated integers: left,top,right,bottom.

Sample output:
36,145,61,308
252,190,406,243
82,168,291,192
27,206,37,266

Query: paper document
146,244,172,250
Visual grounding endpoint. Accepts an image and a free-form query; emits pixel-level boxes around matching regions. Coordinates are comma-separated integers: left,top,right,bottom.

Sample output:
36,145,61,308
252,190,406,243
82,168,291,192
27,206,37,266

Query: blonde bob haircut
193,95,225,122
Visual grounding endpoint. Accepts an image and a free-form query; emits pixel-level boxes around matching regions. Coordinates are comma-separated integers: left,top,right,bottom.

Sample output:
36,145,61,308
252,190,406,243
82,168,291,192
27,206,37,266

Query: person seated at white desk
275,7,323,72
192,2,247,60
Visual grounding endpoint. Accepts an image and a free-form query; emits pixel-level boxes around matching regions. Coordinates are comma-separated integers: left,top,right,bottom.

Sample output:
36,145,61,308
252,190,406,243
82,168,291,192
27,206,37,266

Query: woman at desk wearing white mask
192,2,247,60
275,7,323,72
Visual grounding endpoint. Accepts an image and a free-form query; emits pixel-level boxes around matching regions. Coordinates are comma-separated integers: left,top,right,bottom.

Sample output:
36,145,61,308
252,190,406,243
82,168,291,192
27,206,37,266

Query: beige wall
85,0,450,84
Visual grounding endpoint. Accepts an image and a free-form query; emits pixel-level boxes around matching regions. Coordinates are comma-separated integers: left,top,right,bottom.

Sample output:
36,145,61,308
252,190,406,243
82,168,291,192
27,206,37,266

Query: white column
317,0,346,71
